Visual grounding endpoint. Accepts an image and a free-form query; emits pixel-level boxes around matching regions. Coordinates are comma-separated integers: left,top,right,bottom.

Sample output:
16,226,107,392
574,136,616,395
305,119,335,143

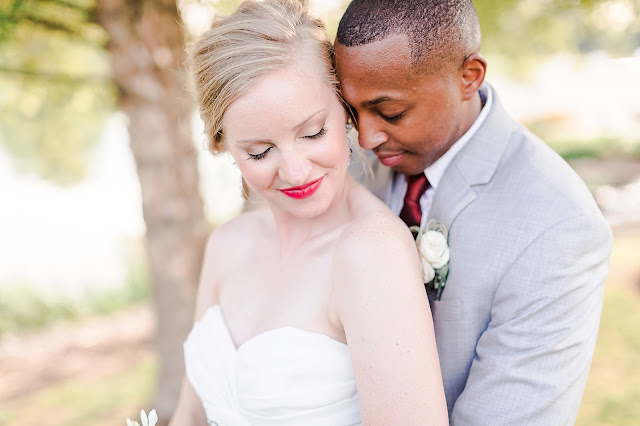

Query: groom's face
335,33,465,175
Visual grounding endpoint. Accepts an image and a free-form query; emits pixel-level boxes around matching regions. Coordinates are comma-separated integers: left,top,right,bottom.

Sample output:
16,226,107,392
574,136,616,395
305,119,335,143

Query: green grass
547,137,640,161
0,355,156,426
0,260,150,336
522,114,640,161
576,230,640,425
577,286,640,425
0,284,80,332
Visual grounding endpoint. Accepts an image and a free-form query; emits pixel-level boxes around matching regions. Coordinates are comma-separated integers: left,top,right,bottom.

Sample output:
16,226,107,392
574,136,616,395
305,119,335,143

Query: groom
336,0,612,424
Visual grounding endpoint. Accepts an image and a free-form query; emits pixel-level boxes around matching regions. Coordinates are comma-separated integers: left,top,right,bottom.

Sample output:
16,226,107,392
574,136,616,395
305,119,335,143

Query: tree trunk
94,1,208,423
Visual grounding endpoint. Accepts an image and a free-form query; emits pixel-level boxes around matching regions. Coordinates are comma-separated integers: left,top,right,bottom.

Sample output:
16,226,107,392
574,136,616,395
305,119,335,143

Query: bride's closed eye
247,125,327,161
303,126,327,140
248,147,272,161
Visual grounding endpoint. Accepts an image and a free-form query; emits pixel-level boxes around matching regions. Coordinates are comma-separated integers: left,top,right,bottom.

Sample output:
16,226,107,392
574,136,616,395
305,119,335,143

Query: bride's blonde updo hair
190,0,339,153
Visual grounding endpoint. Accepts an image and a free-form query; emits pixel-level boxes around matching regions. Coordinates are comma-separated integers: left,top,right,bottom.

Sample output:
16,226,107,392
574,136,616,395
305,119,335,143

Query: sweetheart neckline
205,305,349,352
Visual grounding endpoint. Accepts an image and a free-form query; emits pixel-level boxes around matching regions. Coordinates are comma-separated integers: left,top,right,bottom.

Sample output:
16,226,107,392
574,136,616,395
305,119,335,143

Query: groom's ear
460,52,487,101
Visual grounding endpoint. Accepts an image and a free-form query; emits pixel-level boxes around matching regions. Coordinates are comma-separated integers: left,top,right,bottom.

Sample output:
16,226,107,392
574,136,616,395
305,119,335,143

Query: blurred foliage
546,136,640,161
0,0,638,184
190,0,640,76
0,0,115,184
475,0,640,77
0,257,150,335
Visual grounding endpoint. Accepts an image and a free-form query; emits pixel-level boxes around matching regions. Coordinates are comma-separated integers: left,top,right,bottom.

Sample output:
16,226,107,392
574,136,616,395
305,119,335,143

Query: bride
170,0,447,424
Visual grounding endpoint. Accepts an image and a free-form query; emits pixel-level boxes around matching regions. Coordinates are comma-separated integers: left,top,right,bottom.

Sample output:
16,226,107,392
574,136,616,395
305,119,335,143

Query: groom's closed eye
380,112,404,122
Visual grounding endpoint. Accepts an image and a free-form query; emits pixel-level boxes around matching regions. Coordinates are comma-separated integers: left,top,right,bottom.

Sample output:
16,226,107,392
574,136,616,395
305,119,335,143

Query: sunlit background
0,0,639,424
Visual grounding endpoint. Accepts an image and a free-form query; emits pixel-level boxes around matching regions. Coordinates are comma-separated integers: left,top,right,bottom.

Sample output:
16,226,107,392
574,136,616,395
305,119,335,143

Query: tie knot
405,173,430,203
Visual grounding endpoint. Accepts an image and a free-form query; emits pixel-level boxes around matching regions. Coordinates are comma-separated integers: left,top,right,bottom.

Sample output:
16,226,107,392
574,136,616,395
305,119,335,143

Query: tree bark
94,0,208,423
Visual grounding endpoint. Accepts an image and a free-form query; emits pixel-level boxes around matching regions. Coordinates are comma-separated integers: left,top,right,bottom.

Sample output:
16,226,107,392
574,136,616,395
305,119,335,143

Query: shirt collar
423,84,493,189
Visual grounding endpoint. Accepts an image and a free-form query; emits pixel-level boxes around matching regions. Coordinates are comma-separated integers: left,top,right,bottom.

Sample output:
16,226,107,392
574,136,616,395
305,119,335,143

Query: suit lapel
428,85,517,229
428,165,477,229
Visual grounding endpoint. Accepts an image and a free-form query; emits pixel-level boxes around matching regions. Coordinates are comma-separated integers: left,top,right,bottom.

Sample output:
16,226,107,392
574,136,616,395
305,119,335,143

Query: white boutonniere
126,409,158,426
410,219,450,300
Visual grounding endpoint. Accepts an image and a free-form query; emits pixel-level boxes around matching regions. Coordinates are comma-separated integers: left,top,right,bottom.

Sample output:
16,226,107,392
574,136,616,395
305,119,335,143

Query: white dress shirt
389,85,493,225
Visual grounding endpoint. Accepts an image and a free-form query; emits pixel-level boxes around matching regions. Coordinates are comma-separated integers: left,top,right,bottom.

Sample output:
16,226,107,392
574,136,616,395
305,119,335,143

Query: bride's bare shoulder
207,208,271,251
340,193,414,249
334,206,419,284
194,209,271,318
200,209,271,279
331,198,425,321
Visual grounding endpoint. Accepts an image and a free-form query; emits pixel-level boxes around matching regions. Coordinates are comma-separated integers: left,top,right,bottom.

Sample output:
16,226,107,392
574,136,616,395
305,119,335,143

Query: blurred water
0,113,242,301
0,114,140,300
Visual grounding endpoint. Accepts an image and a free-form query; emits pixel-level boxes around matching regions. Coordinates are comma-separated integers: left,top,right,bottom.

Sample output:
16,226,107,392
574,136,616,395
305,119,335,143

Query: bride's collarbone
230,262,332,297
243,240,337,271
220,285,339,344
219,252,338,337
218,231,341,319
222,238,335,288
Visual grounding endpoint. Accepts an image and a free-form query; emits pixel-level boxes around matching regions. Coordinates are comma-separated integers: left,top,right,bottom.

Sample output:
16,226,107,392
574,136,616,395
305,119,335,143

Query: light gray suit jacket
356,86,612,425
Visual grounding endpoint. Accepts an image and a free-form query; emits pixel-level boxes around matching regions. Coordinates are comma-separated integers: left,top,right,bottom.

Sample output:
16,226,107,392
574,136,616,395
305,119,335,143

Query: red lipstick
279,176,324,199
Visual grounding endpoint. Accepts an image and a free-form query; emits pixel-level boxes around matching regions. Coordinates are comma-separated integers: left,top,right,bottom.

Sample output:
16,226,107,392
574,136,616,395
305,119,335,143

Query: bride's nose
278,146,312,187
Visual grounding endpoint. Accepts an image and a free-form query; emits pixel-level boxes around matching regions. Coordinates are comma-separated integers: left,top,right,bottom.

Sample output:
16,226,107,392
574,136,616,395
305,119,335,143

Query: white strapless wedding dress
184,305,362,425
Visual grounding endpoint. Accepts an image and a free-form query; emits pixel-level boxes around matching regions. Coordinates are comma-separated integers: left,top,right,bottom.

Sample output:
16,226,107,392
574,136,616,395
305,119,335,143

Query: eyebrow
236,109,326,145
363,95,399,107
293,108,325,129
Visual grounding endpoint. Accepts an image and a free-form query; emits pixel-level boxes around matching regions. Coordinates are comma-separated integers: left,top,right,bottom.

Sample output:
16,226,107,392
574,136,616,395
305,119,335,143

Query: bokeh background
0,0,639,424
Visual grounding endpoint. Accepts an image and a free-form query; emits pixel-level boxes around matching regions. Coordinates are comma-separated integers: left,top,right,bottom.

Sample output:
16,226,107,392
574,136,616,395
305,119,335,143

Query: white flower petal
141,409,148,426
148,409,158,426
431,246,450,269
421,231,449,268
422,261,435,283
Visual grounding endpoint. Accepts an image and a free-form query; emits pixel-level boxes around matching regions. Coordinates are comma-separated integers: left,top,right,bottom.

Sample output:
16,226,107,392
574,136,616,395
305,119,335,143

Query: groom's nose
357,118,388,150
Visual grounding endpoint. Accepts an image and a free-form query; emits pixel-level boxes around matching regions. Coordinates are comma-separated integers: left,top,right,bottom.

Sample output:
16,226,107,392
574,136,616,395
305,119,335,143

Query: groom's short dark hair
336,0,481,73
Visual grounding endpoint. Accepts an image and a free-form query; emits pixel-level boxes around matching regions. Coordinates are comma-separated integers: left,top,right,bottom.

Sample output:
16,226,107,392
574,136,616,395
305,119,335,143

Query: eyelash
247,127,328,161
248,147,272,161
382,113,404,123
304,126,327,140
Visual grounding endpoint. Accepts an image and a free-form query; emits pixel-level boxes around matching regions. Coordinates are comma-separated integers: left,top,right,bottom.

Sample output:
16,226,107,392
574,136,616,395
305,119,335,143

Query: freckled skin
334,33,483,175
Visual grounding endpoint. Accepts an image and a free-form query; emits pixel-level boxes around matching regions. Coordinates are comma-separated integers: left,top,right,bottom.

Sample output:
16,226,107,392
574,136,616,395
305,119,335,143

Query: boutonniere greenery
410,219,450,301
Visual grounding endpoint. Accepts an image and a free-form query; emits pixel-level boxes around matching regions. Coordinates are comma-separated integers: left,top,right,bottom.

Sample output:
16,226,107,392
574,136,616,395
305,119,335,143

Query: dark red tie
399,173,430,228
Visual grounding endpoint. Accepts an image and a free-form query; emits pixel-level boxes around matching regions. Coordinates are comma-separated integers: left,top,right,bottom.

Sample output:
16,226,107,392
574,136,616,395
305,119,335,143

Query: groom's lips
376,151,405,167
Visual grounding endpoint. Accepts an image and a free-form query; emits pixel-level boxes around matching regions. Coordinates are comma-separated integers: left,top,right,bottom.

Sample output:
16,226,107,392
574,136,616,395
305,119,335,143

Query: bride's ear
460,52,486,101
